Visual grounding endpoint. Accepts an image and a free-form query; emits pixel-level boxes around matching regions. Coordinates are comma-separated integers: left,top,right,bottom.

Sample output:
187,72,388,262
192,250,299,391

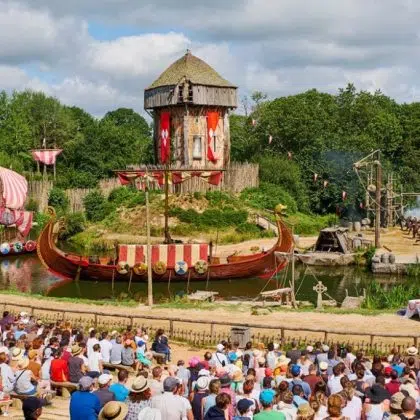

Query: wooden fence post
169,320,174,338
324,332,328,342
210,323,215,339
94,314,98,328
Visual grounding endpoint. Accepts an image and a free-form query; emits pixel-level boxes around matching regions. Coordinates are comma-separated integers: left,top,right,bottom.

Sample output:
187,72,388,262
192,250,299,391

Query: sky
2,0,420,116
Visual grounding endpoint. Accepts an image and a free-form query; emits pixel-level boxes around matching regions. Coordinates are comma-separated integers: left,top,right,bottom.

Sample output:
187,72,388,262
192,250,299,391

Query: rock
298,252,355,266
341,296,364,309
322,300,337,307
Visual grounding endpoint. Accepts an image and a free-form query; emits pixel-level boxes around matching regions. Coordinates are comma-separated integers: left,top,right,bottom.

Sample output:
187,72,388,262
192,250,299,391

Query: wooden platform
187,290,218,302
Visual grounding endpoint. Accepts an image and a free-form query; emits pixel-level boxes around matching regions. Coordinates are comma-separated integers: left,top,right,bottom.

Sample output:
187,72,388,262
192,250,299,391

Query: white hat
277,355,291,366
0,346,9,355
257,357,266,365
216,344,224,352
20,312,27,317
98,374,113,386
196,376,210,390
273,343,280,350
407,346,418,356
306,345,314,353
319,361,328,371
22,319,29,324
322,345,329,352
111,330,118,336
198,369,210,377
88,327,95,333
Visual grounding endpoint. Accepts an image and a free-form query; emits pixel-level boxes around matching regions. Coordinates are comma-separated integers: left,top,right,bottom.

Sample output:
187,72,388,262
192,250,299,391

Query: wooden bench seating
103,363,134,373
151,352,167,364
50,381,78,398
10,390,56,409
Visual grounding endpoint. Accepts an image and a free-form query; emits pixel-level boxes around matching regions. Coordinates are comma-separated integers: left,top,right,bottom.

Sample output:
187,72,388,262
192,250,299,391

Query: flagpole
164,165,172,244
146,171,153,307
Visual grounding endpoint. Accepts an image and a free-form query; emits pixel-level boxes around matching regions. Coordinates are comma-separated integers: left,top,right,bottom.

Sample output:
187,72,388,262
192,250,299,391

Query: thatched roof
147,50,236,90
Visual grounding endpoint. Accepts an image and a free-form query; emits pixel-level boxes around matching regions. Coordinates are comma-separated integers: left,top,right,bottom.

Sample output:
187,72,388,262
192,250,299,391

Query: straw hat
297,403,315,418
28,350,38,360
407,346,418,356
98,401,128,420
130,376,150,393
17,358,29,370
232,370,244,382
277,355,291,366
196,376,210,391
11,348,23,361
71,345,83,356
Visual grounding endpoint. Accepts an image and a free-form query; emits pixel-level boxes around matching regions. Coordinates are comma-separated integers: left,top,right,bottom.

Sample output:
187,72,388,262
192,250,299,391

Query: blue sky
1,0,419,116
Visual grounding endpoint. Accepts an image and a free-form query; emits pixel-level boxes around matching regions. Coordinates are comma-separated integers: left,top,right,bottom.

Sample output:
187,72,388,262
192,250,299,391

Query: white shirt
328,374,344,394
343,396,362,420
99,339,112,363
151,392,187,420
211,351,228,368
86,337,99,358
0,363,14,393
88,351,102,372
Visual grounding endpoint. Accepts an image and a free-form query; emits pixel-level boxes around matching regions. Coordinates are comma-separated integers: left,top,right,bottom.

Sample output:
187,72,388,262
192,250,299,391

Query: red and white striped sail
31,149,62,166
118,243,209,268
0,167,28,210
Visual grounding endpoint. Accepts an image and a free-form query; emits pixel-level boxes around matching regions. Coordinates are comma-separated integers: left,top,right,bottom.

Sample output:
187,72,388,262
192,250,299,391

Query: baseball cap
79,376,94,390
260,389,275,405
237,398,253,413
291,365,301,376
98,374,112,386
384,366,393,374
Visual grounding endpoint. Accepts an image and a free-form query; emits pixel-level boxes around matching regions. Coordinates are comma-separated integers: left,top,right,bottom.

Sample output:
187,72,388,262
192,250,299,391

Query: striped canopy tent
0,167,32,236
31,149,63,166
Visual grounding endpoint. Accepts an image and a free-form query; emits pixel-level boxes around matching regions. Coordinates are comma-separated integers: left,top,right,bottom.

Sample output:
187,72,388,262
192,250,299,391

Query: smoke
405,196,420,218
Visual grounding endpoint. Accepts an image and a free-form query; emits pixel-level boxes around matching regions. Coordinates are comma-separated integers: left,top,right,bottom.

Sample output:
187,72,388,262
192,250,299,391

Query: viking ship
37,206,293,283
0,167,36,257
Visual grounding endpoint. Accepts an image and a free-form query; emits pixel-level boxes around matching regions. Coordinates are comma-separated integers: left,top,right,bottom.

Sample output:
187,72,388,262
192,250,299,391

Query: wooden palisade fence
3,302,418,355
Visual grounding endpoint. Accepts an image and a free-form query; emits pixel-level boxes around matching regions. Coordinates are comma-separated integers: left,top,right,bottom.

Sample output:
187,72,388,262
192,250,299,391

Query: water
0,253,405,304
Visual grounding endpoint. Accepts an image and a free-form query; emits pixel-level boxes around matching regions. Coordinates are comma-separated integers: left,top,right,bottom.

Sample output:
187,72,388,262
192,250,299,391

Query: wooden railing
3,302,418,354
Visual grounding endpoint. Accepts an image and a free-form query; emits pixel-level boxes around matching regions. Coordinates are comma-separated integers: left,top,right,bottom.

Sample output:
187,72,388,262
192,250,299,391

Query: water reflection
0,254,409,304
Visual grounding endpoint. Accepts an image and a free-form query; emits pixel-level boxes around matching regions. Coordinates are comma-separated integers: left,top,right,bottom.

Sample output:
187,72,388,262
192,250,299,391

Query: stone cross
313,281,327,309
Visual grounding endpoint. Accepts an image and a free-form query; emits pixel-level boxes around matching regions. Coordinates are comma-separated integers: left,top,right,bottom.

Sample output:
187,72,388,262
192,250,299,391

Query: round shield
133,262,147,276
13,242,23,253
0,209,15,226
24,241,37,252
174,261,188,276
194,259,209,274
153,261,167,275
0,243,10,255
117,261,129,275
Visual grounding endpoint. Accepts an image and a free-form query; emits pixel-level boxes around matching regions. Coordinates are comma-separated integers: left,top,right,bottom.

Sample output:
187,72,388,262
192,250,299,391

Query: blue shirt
289,378,311,398
70,391,101,420
109,383,129,402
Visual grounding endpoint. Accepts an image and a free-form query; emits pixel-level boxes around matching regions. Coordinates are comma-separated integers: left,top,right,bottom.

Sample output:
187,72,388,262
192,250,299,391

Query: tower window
193,135,202,160
212,135,217,153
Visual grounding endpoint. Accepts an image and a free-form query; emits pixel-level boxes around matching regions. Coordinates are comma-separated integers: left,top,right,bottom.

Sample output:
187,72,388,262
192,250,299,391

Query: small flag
268,135,273,144
252,119,256,126
313,173,318,182
287,151,292,160
323,180,328,188
342,191,347,201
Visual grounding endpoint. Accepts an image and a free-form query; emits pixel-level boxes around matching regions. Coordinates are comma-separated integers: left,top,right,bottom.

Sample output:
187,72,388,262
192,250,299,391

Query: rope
167,270,172,297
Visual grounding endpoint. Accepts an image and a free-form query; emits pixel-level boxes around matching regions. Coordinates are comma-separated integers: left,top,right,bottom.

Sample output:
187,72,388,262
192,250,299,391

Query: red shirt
50,358,69,382
385,379,400,396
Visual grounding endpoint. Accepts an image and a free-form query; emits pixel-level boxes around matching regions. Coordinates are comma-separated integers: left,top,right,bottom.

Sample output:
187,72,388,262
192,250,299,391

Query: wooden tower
144,50,238,168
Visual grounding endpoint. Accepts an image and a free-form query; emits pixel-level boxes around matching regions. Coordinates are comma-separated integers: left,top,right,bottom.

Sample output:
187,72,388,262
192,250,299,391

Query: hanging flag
268,135,273,144
31,149,62,166
323,180,329,188
287,151,292,160
159,112,171,164
313,173,318,182
206,111,219,163
342,191,347,201
251,119,256,126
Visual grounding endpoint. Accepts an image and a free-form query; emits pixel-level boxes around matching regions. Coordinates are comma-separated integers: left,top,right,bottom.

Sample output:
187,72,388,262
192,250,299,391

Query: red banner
160,112,170,164
206,112,219,163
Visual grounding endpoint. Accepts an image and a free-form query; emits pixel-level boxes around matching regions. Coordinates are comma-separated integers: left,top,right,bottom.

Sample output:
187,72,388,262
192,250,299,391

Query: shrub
236,222,261,234
286,212,336,235
205,191,237,207
83,190,109,222
55,170,98,189
108,187,146,208
60,212,86,239
26,198,38,212
48,188,69,214
240,182,298,214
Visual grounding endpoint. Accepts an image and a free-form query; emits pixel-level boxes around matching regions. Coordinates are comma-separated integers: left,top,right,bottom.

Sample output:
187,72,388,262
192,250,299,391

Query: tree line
1,85,418,216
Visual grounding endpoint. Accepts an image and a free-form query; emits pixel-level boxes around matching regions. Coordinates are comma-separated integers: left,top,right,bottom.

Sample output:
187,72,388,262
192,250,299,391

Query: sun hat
306,345,314,353
98,401,128,420
196,376,210,391
277,355,291,366
111,330,118,336
365,384,390,404
98,374,113,386
28,350,38,360
11,348,23,360
322,345,329,352
71,345,83,356
36,320,43,326
406,346,418,356
298,403,315,417
198,369,210,377
390,392,405,410
273,343,280,350
400,382,417,399
20,312,27,317
17,358,29,369
79,376,94,390
232,370,244,382
189,356,200,367
291,365,301,376
88,327,94,333
319,361,328,371
130,376,150,393
237,398,253,413
0,346,9,355
216,343,224,352
260,389,275,405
